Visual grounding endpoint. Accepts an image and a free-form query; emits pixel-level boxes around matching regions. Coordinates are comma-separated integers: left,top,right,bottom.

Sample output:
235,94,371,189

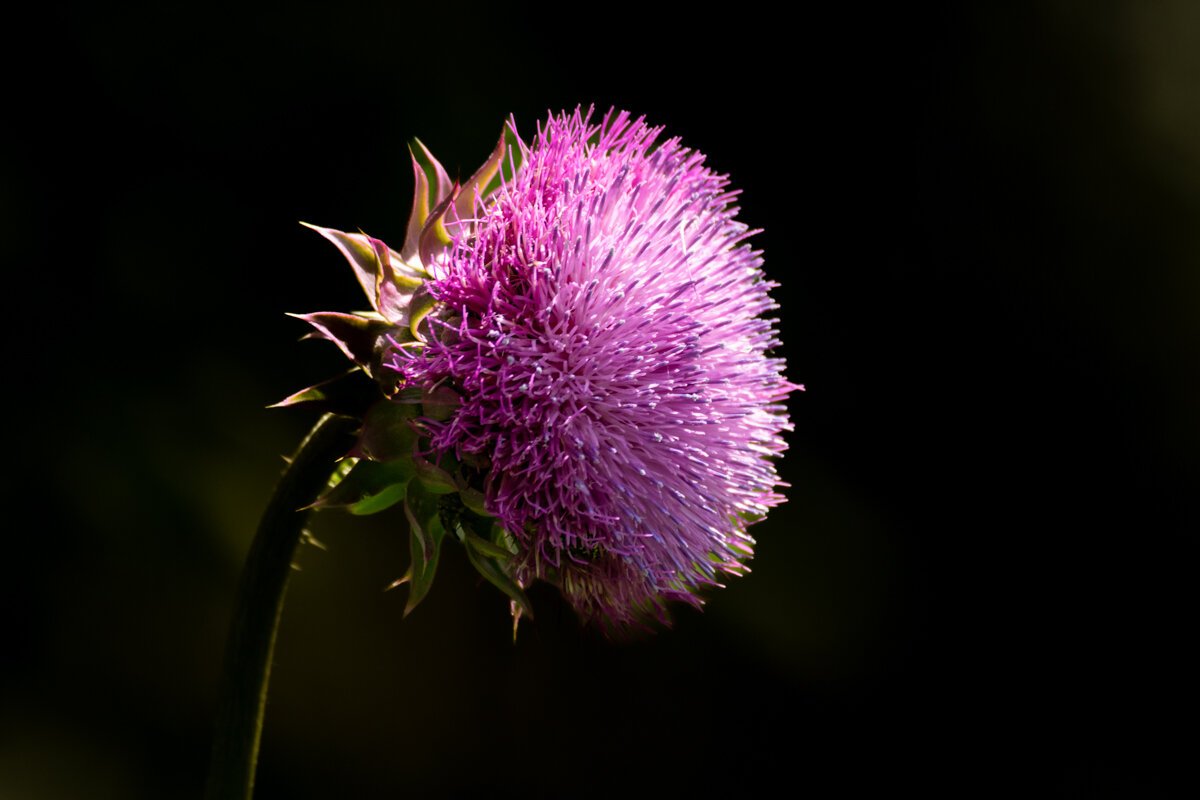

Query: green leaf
458,486,490,517
402,146,433,262
300,223,384,311
453,123,517,227
410,138,452,209
412,448,458,494
463,534,533,621
353,399,420,462
407,283,439,341
312,457,414,513
287,311,396,372
462,531,511,560
491,523,520,555
323,454,358,492
347,482,407,516
402,506,445,616
403,480,441,563
268,368,380,418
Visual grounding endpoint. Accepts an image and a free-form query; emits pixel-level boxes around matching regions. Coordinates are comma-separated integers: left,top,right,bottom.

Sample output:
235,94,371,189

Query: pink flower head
296,107,797,630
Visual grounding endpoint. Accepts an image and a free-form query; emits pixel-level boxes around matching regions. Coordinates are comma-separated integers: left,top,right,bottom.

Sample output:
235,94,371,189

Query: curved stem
204,413,358,800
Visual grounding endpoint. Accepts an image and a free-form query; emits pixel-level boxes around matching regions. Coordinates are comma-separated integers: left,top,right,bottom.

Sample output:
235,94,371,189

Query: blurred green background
3,1,1194,796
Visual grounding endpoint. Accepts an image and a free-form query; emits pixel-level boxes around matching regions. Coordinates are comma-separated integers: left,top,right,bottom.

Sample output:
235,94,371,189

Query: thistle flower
290,107,796,630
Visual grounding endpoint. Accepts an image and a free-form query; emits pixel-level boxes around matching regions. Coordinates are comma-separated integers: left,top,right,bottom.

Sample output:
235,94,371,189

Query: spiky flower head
287,107,797,631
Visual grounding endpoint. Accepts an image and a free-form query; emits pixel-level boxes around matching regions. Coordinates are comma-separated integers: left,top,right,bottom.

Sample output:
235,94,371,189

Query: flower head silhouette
293,107,797,629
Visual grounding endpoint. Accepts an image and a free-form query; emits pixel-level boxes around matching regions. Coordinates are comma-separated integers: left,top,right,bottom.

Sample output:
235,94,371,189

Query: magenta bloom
297,108,796,628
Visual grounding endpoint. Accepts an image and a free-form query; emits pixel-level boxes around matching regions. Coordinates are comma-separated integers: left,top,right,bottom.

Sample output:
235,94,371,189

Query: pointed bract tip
299,221,332,236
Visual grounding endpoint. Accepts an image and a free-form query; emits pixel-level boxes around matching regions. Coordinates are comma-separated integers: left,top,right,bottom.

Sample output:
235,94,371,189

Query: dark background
3,1,1193,797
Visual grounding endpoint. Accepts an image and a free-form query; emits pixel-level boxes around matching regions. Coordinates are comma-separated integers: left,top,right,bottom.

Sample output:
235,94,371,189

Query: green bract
276,125,532,626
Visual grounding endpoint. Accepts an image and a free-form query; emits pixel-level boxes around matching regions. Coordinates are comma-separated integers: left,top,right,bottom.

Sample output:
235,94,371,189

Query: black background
3,1,1193,797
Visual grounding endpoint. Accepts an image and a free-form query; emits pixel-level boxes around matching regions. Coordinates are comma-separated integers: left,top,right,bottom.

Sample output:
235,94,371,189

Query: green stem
204,413,358,800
